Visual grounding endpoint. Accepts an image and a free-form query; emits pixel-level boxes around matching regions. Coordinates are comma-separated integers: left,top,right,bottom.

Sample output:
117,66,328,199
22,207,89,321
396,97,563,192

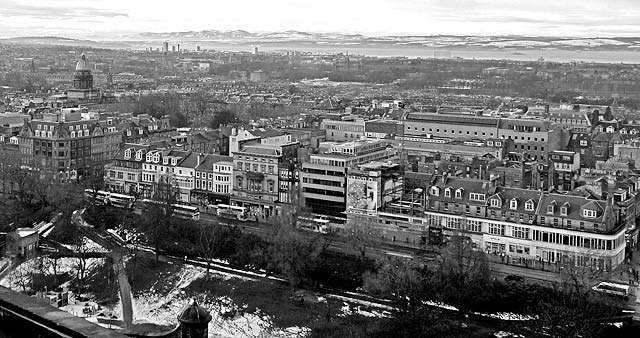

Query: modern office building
300,140,397,217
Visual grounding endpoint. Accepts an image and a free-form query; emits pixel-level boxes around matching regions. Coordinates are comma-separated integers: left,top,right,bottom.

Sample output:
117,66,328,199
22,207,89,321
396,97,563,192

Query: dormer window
455,188,463,199
583,209,597,218
525,200,535,211
124,149,131,160
469,193,486,202
135,150,143,161
560,203,570,216
547,201,556,214
171,158,177,166
146,154,153,162
444,188,452,198
430,186,440,196
490,198,501,208
163,157,168,165
510,199,518,210
154,155,160,163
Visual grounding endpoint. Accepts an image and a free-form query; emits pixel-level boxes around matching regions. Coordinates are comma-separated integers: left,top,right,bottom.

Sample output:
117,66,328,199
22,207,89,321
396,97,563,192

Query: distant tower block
163,41,169,52
254,46,259,55
172,45,176,53
177,43,180,52
433,50,452,59
178,299,212,338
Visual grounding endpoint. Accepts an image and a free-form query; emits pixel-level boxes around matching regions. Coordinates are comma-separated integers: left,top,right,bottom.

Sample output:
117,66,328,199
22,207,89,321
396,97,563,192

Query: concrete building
403,113,499,139
300,140,397,217
346,162,403,217
321,118,366,142
497,118,565,161
403,113,566,161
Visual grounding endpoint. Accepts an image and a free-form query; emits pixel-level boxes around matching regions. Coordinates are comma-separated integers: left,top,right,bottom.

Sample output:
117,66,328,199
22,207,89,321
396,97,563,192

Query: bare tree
345,215,381,260
267,202,323,290
198,223,223,280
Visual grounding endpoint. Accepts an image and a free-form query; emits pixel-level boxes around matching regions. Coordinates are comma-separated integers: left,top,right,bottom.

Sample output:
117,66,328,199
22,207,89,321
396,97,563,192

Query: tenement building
18,110,120,179
348,175,626,271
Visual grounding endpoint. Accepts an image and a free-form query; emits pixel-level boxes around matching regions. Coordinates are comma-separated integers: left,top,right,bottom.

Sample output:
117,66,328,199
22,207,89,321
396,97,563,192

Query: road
75,209,637,327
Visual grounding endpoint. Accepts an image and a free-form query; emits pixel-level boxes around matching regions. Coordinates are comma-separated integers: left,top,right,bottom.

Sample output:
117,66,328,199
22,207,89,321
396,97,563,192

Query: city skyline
1,0,640,39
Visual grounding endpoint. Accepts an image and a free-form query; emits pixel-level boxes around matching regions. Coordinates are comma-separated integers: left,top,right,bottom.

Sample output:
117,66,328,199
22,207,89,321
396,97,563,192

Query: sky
1,0,640,38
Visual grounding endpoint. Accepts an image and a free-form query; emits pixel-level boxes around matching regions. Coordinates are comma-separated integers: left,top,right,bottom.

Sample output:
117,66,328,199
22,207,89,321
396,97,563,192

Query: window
583,209,597,218
469,193,486,202
525,200,535,211
547,203,555,214
444,188,452,198
466,220,482,232
560,206,568,216
489,223,505,236
510,199,518,210
430,186,440,196
512,226,529,239
490,198,501,208
455,189,463,199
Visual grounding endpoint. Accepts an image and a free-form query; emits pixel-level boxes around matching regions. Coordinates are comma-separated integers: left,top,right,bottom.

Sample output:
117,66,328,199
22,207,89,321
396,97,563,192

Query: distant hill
0,36,133,49
123,30,640,50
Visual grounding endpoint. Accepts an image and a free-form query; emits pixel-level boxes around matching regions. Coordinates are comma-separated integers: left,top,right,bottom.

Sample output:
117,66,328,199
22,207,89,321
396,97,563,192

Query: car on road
504,274,524,283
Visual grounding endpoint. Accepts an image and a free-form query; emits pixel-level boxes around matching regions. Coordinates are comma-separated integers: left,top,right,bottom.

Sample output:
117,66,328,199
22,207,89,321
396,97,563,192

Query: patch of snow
0,257,104,291
107,265,308,338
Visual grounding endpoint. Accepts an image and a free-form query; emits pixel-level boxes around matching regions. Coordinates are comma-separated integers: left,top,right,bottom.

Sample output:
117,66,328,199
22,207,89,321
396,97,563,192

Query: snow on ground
0,257,104,291
340,302,392,318
107,265,309,338
60,236,109,253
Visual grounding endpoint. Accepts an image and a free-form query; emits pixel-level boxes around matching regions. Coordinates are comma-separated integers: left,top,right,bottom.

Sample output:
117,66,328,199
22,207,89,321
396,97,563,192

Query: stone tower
177,299,212,338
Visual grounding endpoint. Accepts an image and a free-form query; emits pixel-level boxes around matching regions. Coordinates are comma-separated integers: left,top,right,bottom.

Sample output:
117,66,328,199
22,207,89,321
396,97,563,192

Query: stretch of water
161,41,640,64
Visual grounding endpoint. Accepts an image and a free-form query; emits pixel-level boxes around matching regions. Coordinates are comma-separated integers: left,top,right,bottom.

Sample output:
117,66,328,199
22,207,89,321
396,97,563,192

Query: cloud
0,0,640,37
1,0,128,20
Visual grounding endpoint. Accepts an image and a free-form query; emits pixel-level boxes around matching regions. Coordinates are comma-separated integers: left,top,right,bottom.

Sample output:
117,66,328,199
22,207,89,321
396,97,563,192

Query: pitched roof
239,145,281,157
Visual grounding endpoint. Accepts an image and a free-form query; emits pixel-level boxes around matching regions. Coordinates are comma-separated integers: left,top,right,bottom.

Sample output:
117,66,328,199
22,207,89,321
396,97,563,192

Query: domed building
67,53,101,102
177,299,212,338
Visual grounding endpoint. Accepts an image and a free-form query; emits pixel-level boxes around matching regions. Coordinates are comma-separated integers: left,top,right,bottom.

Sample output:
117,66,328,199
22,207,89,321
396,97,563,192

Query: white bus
108,192,135,209
298,216,330,234
171,204,200,220
592,282,630,298
84,189,110,205
215,204,248,221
